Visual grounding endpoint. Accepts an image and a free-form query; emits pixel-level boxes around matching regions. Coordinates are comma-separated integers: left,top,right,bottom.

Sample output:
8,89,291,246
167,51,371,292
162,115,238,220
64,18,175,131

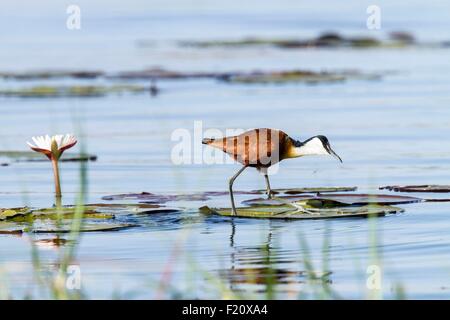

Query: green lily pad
0,85,146,98
178,32,422,49
0,202,183,234
296,199,351,208
200,204,403,219
252,186,357,195
23,207,115,221
243,193,421,206
102,192,210,203
219,70,380,84
31,222,136,233
86,203,181,214
102,191,258,203
380,185,450,193
221,71,345,84
21,203,179,221
0,207,29,220
0,70,104,80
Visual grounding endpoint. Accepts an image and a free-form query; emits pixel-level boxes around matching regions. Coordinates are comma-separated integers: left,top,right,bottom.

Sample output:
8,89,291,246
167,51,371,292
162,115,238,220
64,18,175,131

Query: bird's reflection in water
33,236,72,250
225,219,332,297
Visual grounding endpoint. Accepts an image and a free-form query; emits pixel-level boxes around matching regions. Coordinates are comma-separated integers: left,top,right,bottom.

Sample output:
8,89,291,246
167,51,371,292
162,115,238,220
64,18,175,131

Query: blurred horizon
2,1,450,71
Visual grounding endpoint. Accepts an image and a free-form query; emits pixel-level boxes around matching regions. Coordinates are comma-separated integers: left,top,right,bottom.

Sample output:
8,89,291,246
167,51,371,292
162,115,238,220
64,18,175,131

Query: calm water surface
1,1,450,299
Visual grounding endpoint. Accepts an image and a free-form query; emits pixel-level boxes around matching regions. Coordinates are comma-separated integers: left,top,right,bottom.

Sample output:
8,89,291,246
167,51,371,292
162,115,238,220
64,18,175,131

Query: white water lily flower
26,134,77,199
27,134,77,160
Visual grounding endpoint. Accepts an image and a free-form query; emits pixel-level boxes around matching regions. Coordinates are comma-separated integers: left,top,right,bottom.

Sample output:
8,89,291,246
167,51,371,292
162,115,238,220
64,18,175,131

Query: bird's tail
202,138,215,145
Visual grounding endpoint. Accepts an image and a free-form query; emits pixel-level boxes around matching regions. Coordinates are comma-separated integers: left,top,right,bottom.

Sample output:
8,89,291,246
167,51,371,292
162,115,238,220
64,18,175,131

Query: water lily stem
51,157,62,199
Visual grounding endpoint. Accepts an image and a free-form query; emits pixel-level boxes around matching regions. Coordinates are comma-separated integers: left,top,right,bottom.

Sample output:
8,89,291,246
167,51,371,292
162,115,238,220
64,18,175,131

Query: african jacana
202,128,342,215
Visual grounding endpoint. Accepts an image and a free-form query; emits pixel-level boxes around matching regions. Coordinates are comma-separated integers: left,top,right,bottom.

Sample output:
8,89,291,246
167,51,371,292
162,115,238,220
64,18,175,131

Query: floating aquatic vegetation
25,207,115,221
102,191,260,203
243,193,422,206
380,185,450,193
31,222,136,233
0,67,383,86
0,207,29,221
199,192,417,219
107,67,222,80
252,186,357,195
177,31,450,50
389,31,416,44
105,68,382,84
0,70,104,80
0,151,97,163
102,192,209,202
218,70,381,84
178,32,422,49
0,203,181,234
200,204,403,220
3,217,133,234
219,71,345,84
0,84,146,98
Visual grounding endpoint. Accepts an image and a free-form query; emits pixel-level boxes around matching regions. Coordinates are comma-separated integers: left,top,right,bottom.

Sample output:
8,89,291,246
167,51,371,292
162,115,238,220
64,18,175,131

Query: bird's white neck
290,137,329,158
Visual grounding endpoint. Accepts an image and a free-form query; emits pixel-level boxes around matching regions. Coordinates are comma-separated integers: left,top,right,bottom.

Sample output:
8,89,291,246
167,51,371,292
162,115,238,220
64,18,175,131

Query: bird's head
291,135,342,162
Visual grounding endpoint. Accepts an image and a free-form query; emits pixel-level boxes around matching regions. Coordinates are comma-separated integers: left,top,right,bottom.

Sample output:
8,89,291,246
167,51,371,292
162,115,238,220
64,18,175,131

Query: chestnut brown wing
211,128,288,167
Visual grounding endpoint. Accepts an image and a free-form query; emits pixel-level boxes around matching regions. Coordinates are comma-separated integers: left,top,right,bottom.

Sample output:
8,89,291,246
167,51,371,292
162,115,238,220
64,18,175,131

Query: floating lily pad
177,32,450,50
200,204,403,220
219,70,380,84
0,85,146,98
102,192,209,203
178,32,423,49
110,68,381,85
200,191,261,196
2,67,371,83
252,186,357,195
179,34,381,48
380,185,450,193
0,207,29,220
25,207,115,221
220,71,345,84
296,199,351,208
0,70,104,80
108,68,219,80
242,193,422,206
102,191,258,203
0,218,136,234
85,203,160,209
26,203,179,219
0,151,97,162
31,222,137,233
0,203,181,234
423,198,450,202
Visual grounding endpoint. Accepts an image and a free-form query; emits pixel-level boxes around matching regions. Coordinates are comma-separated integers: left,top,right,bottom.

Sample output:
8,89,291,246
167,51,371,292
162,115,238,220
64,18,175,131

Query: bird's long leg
264,174,274,199
229,165,248,216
